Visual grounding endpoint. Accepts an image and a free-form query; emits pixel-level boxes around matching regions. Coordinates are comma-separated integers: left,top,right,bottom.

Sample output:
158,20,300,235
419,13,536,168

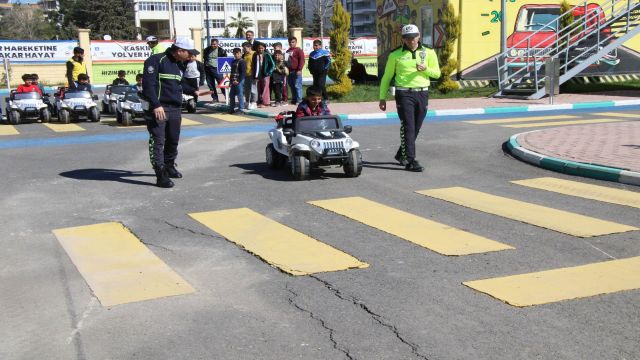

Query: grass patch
318,84,498,103
561,80,640,93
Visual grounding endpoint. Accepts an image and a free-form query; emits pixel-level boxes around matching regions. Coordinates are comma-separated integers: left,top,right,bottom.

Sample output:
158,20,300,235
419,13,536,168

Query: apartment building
133,0,287,39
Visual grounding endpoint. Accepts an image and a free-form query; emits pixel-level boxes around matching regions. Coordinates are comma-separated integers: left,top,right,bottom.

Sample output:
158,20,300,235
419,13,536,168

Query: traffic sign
217,57,233,74
217,75,231,89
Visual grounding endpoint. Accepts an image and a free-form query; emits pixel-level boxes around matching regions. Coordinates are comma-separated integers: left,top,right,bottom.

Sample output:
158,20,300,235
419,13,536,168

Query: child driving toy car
295,86,331,118
16,74,42,96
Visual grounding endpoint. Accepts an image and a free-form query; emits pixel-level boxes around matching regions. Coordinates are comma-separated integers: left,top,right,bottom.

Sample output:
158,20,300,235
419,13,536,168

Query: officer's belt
396,87,429,92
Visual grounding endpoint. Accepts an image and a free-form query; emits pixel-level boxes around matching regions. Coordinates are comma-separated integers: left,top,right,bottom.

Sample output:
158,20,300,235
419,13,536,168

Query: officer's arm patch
147,65,155,74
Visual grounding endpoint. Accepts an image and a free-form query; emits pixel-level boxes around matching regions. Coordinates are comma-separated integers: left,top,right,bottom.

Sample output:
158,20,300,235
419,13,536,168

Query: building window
138,2,169,11
174,2,200,11
206,3,224,11
204,19,226,28
256,4,282,12
227,3,254,12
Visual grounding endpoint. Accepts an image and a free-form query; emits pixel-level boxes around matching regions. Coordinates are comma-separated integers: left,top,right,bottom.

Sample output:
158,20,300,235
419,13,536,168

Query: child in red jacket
16,74,42,96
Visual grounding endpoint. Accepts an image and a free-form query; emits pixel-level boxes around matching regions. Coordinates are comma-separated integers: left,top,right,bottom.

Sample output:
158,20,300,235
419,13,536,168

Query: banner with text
91,40,173,62
0,40,77,63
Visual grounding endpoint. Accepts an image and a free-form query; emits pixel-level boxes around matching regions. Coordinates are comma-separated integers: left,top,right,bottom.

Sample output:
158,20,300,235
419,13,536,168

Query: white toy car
182,93,197,113
116,90,145,126
4,91,51,124
55,90,100,124
102,85,133,114
266,112,363,180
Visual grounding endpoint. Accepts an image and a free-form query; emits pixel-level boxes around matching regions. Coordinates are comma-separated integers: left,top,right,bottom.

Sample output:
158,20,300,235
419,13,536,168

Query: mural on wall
376,0,640,79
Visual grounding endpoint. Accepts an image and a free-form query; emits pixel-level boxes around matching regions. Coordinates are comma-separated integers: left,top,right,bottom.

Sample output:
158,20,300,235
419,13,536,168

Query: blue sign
217,57,233,74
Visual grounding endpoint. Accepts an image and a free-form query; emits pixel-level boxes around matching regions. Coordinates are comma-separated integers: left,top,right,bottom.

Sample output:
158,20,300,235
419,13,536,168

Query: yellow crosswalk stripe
0,125,19,135
189,208,369,275
465,115,577,125
205,113,257,122
464,256,640,307
417,187,637,237
52,222,195,307
308,197,513,256
501,118,625,128
43,123,85,132
512,177,640,209
180,117,203,126
592,112,638,118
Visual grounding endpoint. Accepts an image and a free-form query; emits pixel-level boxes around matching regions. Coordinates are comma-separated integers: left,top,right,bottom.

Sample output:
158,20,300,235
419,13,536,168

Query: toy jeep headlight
310,139,322,153
345,138,353,148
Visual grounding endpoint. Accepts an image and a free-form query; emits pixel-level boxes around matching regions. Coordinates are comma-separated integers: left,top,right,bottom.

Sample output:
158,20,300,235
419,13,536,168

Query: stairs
495,0,640,99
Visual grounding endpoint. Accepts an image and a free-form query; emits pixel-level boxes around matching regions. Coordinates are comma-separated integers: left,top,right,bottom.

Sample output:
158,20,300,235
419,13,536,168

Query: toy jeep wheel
344,149,363,177
186,99,197,113
109,102,116,114
266,144,286,169
89,107,100,122
8,110,21,125
40,108,51,123
291,154,310,180
116,110,123,123
121,111,133,126
58,109,70,124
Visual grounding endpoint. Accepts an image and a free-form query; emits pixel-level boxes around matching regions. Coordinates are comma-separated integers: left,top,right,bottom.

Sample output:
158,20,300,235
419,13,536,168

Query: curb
506,133,640,186
240,99,640,120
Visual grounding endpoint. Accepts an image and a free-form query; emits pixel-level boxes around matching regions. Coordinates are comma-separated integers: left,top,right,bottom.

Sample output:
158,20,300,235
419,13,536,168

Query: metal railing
496,0,640,96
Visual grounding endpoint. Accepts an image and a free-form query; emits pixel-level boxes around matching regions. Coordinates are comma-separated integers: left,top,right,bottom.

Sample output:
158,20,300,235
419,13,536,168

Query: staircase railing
495,0,640,97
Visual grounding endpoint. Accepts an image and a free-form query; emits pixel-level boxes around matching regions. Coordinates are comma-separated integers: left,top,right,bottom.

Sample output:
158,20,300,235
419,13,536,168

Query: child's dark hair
232,47,242,54
31,73,39,80
273,50,283,56
22,73,33,81
242,41,252,48
118,70,126,76
306,86,322,98
313,39,322,46
136,73,143,80
272,42,282,48
77,73,89,81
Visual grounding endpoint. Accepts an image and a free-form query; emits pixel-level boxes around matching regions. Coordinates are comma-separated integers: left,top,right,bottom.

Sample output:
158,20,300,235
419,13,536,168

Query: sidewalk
224,90,640,186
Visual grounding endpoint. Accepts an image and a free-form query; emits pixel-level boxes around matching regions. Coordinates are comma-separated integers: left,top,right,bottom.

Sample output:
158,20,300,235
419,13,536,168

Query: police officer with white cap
142,37,196,188
379,24,441,172
146,35,164,55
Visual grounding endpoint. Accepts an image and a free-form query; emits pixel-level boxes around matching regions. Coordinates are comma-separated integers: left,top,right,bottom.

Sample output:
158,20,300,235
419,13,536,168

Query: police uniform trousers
146,106,182,167
395,89,429,161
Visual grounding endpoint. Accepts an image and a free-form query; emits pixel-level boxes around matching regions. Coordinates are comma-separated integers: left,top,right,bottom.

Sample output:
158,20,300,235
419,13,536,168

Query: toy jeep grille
325,141,344,151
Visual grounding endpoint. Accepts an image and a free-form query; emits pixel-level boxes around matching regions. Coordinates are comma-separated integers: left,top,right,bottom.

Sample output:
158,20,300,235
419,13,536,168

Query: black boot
154,165,174,188
165,163,183,178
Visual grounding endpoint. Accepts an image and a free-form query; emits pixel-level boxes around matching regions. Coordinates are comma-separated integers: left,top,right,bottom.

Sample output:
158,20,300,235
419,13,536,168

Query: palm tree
227,12,254,38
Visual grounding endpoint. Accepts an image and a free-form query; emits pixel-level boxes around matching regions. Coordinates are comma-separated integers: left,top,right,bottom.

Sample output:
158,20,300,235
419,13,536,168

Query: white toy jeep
5,91,51,124
55,89,100,123
102,85,133,115
266,111,363,180
116,90,145,126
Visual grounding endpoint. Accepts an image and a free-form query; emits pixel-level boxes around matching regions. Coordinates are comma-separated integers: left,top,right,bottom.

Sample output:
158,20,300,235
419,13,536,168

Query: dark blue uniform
142,48,184,169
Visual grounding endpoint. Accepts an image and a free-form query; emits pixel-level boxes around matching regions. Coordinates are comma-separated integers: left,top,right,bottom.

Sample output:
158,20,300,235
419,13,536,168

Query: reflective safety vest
142,49,184,108
69,57,87,82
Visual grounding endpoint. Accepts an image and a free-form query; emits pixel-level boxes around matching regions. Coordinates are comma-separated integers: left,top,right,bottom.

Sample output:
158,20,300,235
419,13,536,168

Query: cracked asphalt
1,108,639,360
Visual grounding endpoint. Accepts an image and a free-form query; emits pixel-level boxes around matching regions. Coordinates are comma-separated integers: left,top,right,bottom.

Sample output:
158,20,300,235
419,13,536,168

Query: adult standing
146,36,164,55
142,37,196,188
65,47,86,90
203,38,228,102
245,30,256,48
378,24,440,172
285,36,305,104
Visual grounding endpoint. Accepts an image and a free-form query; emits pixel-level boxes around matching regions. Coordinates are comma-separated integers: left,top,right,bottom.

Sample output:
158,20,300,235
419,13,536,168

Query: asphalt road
1,106,639,360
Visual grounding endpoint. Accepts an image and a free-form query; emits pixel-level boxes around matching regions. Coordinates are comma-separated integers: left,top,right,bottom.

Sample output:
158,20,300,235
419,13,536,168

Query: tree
286,0,305,28
0,5,56,40
55,0,139,39
327,1,352,98
227,12,254,38
311,0,333,38
222,27,231,38
435,2,460,93
273,25,287,38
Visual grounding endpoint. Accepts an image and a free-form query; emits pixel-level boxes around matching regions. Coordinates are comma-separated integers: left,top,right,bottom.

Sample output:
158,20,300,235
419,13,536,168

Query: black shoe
394,153,408,166
154,166,175,188
405,160,424,172
165,163,183,178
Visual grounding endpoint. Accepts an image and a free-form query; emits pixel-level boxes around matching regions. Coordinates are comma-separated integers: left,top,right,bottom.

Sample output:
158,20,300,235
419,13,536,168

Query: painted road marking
180,117,203,126
501,118,626,128
43,123,86,132
592,112,639,118
53,222,195,307
464,256,640,307
464,115,577,125
417,187,637,237
308,197,513,256
0,125,19,135
205,113,257,122
189,208,369,275
512,177,640,209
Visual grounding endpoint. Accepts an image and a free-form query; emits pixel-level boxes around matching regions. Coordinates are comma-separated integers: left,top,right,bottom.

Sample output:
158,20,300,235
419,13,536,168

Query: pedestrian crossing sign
217,57,233,74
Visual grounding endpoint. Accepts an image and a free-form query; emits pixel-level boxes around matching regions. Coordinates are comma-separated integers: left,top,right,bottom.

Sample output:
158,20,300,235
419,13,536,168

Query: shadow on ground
231,162,357,181
59,168,155,186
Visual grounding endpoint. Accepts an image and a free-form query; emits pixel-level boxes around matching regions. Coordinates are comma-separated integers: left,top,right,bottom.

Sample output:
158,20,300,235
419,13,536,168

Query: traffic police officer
379,24,440,172
142,37,195,188
146,36,164,55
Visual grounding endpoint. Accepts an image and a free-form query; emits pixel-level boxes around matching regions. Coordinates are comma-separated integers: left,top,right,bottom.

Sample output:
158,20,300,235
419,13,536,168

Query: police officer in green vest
146,36,164,55
379,24,441,172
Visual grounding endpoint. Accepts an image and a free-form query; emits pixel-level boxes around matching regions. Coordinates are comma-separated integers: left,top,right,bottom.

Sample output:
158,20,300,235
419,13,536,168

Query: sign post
217,56,233,106
545,58,560,105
